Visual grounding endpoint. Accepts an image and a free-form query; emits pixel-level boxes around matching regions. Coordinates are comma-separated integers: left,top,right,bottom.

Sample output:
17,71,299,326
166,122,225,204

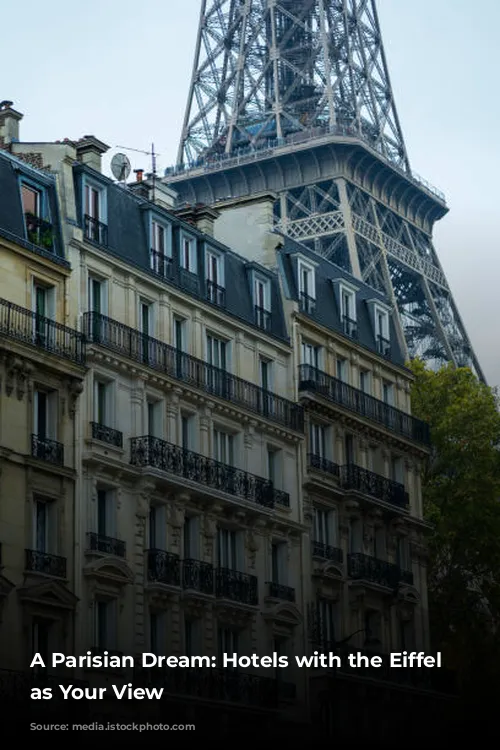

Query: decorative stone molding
136,481,155,517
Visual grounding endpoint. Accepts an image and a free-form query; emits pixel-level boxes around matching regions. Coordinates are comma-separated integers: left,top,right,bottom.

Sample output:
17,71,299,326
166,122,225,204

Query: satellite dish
111,152,131,182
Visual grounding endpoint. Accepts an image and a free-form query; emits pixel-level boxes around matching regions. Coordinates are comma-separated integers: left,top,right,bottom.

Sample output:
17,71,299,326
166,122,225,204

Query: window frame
180,231,197,273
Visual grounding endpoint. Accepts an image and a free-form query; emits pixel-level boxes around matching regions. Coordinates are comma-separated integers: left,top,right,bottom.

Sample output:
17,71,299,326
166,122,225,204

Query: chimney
0,101,23,145
134,169,144,182
174,203,220,238
75,135,110,173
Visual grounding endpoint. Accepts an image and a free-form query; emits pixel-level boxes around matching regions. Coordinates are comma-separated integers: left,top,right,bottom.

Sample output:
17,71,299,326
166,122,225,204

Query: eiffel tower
166,0,484,380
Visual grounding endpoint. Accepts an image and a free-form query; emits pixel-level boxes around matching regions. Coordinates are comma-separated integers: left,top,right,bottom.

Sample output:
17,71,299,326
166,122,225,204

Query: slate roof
278,236,406,366
73,164,290,343
0,150,66,266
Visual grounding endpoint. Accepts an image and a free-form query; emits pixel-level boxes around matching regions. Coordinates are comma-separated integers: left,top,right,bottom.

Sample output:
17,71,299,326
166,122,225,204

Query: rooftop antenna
115,143,159,200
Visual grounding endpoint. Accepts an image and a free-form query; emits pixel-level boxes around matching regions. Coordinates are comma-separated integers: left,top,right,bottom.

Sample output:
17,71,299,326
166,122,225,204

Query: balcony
254,305,271,331
150,249,173,279
215,567,258,605
299,292,316,315
377,334,391,357
308,453,340,478
147,549,180,586
130,436,282,510
87,532,126,558
84,312,303,432
31,435,64,467
0,298,86,364
266,581,296,602
274,489,290,508
182,558,214,595
342,315,358,339
312,541,344,564
347,552,411,588
25,549,66,578
84,214,108,246
24,213,55,252
298,364,430,446
341,464,409,509
206,280,226,307
90,421,123,448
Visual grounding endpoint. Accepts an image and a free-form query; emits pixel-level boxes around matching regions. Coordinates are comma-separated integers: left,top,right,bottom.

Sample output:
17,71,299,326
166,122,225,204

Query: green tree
409,360,500,709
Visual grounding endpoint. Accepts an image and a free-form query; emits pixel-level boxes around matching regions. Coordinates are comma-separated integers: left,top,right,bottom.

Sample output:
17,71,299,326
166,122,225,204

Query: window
317,599,338,648
271,542,287,584
205,249,225,305
314,508,336,547
97,489,115,538
391,455,403,484
376,308,390,356
341,287,357,338
267,447,277,484
364,610,382,648
254,275,271,329
183,516,199,559
140,301,153,363
85,184,101,221
344,433,354,465
150,610,165,653
32,618,51,672
174,317,186,352
218,626,238,666
213,428,234,465
374,527,386,560
185,618,200,657
259,358,272,391
301,341,321,369
400,617,415,650
336,357,348,383
33,498,55,553
217,528,239,570
181,413,195,450
298,260,316,313
396,537,411,572
151,220,172,277
148,505,166,550
93,599,116,650
94,379,112,426
147,400,161,438
181,234,197,272
22,184,41,216
84,181,106,245
273,636,288,677
206,333,227,370
359,369,371,394
32,282,55,346
88,276,107,315
350,518,363,553
34,389,57,440
382,380,394,406
309,422,326,459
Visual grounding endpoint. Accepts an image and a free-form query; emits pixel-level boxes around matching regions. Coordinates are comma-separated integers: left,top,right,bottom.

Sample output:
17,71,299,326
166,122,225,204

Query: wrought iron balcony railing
312,541,344,564
179,267,199,295
347,552,410,588
182,558,214,595
150,249,173,279
274,489,290,508
254,305,271,331
131,436,281,509
377,335,391,357
84,312,303,432
299,292,316,315
24,212,55,252
342,315,358,339
84,214,108,246
31,435,64,466
87,531,126,558
215,567,258,605
25,549,67,578
341,464,409,509
0,297,86,364
206,280,226,307
90,421,123,448
308,453,340,478
298,364,430,446
266,581,296,602
147,549,180,586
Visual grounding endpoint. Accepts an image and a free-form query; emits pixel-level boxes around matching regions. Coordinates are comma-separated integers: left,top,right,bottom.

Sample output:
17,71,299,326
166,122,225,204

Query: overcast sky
2,0,498,387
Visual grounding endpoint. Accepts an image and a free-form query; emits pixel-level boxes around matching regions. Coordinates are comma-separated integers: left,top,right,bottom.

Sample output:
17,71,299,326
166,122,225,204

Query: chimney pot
134,169,144,183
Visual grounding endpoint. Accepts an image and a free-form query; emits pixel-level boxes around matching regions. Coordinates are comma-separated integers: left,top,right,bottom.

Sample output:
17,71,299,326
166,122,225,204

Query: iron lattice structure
172,0,483,379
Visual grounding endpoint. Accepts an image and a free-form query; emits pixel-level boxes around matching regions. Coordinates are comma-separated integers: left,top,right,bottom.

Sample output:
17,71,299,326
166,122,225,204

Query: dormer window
150,219,172,278
205,247,225,307
367,299,391,357
298,260,316,314
332,279,358,339
181,233,197,272
253,274,271,331
21,180,54,252
83,177,107,246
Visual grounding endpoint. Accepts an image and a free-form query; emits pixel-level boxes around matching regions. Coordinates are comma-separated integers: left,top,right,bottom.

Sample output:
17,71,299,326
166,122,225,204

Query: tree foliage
409,360,500,694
